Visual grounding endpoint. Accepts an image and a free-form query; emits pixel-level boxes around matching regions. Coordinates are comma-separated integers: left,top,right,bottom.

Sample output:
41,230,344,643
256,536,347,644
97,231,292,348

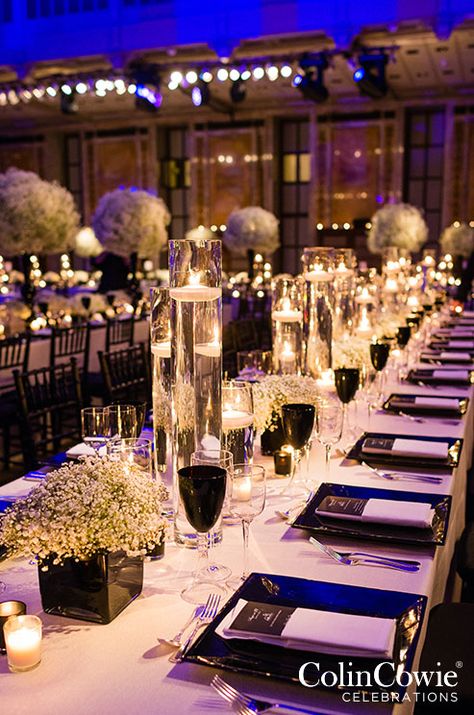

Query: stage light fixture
353,53,388,98
191,80,210,106
135,84,162,112
230,78,246,103
60,88,78,114
295,53,329,103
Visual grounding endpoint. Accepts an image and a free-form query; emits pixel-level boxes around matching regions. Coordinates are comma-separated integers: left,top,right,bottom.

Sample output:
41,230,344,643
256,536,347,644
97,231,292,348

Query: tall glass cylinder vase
150,287,171,477
169,239,223,547
302,247,335,377
333,248,356,339
271,276,304,375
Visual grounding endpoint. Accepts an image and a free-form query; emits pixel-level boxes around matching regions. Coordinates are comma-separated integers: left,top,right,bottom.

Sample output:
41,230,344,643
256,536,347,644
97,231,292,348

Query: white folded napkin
439,352,472,362
414,396,460,410
316,496,435,529
216,599,396,658
433,369,470,382
362,437,449,460
448,341,474,349
66,442,106,458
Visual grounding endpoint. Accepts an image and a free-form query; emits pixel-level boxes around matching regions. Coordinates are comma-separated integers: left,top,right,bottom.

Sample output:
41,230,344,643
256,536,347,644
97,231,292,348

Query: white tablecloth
0,367,472,715
27,319,150,373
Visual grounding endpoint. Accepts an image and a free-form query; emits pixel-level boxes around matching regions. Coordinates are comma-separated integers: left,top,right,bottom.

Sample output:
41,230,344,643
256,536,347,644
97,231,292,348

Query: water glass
81,407,110,453
107,437,152,474
106,404,137,440
229,464,266,581
316,398,343,477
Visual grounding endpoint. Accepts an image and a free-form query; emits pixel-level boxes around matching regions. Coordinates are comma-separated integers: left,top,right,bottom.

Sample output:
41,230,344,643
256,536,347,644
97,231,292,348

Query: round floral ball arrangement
440,222,474,258
0,167,79,255
92,188,171,259
74,226,103,258
367,202,428,254
223,206,280,256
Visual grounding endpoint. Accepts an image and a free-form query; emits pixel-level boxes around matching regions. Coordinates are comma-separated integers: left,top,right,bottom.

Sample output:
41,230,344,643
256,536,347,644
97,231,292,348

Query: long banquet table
0,364,472,715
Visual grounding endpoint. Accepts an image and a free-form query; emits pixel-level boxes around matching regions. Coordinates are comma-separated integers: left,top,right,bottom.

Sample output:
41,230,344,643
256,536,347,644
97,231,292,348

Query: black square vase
38,551,143,624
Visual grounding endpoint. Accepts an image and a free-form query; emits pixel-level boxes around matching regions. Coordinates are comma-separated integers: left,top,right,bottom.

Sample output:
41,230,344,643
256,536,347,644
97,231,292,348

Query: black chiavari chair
98,343,150,408
0,334,30,468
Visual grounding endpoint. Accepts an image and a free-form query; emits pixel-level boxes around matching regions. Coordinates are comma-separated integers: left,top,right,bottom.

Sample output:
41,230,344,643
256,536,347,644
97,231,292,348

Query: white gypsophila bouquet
185,226,215,241
223,206,280,256
74,226,103,258
252,374,320,433
333,336,371,370
92,188,171,259
440,223,474,258
367,203,428,254
0,167,79,255
43,271,61,283
0,457,169,567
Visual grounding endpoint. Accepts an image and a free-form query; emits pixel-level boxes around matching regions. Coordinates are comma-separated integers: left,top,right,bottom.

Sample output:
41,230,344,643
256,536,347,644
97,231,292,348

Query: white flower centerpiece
223,206,279,274
440,223,474,258
0,457,169,623
253,374,320,454
367,203,428,255
332,336,371,370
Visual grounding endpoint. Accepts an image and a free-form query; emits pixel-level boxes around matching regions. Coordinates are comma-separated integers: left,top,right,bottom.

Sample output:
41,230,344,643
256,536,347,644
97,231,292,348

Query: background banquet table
0,367,472,715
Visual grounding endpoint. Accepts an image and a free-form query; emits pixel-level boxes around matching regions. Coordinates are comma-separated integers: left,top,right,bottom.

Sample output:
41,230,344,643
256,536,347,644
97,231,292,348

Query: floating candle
222,409,254,430
169,284,221,302
233,476,252,501
151,341,171,358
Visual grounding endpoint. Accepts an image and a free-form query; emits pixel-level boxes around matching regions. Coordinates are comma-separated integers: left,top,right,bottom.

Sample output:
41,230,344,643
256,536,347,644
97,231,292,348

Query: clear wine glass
191,448,233,581
81,407,110,454
106,404,137,440
229,464,266,583
178,465,228,604
316,397,344,478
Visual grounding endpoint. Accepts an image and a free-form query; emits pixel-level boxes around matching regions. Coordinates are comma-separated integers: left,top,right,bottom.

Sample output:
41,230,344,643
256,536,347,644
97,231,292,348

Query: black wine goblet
396,325,411,348
281,403,315,496
178,465,227,604
334,368,360,444
81,296,91,314
370,341,391,405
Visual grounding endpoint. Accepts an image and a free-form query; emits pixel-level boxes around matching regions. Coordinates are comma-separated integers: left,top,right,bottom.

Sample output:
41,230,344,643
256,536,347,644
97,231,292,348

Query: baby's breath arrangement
252,374,320,433
0,457,169,568
333,336,371,370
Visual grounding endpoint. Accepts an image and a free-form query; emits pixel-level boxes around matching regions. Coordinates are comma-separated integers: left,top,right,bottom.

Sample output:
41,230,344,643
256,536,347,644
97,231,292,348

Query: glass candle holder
106,437,152,474
4,614,42,672
222,381,255,465
301,247,335,376
271,276,304,375
0,600,26,653
169,238,222,548
150,287,171,475
333,248,356,339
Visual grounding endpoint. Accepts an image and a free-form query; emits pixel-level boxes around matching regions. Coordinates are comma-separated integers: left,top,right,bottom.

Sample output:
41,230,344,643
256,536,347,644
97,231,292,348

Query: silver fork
309,537,420,572
162,603,205,647
211,673,318,715
396,410,425,423
361,461,442,485
169,593,221,663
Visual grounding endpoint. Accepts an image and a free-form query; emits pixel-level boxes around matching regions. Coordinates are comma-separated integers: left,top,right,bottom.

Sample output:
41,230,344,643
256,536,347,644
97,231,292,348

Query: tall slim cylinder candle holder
150,287,171,476
169,239,223,547
333,248,356,340
271,276,304,375
302,247,335,377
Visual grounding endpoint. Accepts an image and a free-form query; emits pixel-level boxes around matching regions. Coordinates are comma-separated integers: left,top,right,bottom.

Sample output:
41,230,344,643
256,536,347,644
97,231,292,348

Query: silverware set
309,536,420,572
169,593,221,663
212,673,319,715
361,460,443,485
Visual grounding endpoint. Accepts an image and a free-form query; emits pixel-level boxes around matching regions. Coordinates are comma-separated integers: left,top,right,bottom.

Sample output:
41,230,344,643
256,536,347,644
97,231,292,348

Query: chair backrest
105,316,135,352
0,334,30,392
50,323,90,370
14,358,83,470
99,343,150,406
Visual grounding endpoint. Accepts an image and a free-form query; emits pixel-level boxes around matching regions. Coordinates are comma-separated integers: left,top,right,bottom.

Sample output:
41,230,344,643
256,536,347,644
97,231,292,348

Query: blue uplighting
353,68,365,82
292,74,303,87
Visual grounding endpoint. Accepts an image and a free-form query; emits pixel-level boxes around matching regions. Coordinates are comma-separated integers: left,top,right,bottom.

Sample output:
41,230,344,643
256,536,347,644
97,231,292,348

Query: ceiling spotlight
230,79,246,103
217,68,229,82
60,88,78,114
46,86,57,97
295,53,329,103
75,82,88,95
252,66,265,80
170,70,183,84
353,53,388,98
192,81,210,106
200,70,213,83
61,83,72,95
229,68,240,82
127,83,136,94
240,69,251,81
185,70,198,84
280,64,293,78
135,84,162,112
266,65,279,81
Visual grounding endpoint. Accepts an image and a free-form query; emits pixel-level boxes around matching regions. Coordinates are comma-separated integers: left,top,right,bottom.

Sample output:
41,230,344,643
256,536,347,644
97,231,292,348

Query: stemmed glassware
369,341,391,403
229,464,266,582
81,407,110,454
316,397,344,477
178,465,227,604
281,403,315,496
112,400,147,436
106,404,137,440
334,367,360,445
191,449,233,581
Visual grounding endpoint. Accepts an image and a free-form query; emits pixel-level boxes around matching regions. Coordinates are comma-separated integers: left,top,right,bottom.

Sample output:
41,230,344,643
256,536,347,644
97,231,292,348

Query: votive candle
4,614,42,672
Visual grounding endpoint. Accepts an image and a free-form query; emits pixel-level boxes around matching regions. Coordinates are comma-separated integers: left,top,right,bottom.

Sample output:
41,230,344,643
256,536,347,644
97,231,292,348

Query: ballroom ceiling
0,21,473,130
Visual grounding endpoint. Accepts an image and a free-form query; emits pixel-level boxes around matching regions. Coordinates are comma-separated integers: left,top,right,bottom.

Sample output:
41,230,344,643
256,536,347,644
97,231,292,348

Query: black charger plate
407,368,474,386
184,572,427,699
292,483,451,546
383,393,468,417
346,431,462,470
